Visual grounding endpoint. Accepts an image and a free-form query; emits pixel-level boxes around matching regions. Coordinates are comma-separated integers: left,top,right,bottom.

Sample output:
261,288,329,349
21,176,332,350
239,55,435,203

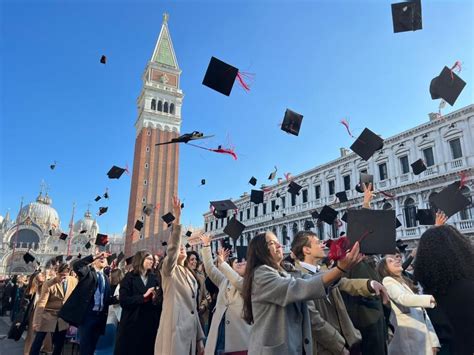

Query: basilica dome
18,193,60,230
73,210,99,234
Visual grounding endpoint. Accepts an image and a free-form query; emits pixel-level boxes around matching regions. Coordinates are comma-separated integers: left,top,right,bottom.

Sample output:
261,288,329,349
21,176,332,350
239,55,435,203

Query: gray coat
248,265,327,355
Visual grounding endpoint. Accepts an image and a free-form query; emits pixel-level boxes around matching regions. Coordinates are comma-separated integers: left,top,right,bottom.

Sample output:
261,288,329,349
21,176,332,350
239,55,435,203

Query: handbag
7,321,25,341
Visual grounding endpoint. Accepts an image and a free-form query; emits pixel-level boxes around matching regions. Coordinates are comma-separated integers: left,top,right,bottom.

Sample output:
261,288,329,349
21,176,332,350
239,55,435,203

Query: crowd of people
1,190,473,355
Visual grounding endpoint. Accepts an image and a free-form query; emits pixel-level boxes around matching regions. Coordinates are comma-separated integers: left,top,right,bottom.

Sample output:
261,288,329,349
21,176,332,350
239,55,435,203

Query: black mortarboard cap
80,229,87,234
429,66,466,106
249,177,257,186
288,181,302,196
201,179,206,185
223,216,246,241
429,182,470,217
281,109,303,136
250,189,264,204
396,239,409,253
202,56,239,96
117,252,125,264
49,230,53,236
85,241,91,249
95,233,109,247
185,230,192,237
350,128,384,161
268,168,277,181
276,193,281,198
161,241,168,246
107,253,117,265
66,255,73,261
304,220,315,230
161,212,175,226
125,256,133,266
134,220,144,231
103,191,109,199
347,209,397,254
100,55,107,64
391,0,422,33
107,166,126,179
143,204,154,216
236,246,248,262
59,233,68,241
77,253,82,259
356,173,374,193
336,191,348,203
411,159,427,175
23,252,35,264
416,209,435,225
181,203,185,209
94,195,101,202
98,207,108,216
311,210,319,219
184,243,190,249
210,200,237,219
319,205,338,225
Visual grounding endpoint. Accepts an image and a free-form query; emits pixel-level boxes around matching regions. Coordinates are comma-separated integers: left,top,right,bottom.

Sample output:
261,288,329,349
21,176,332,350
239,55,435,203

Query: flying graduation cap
391,0,422,33
335,191,348,203
304,220,315,230
223,216,246,242
416,209,435,225
201,179,206,186
94,195,102,202
318,205,338,225
23,252,35,264
59,233,68,241
411,159,427,175
107,166,127,179
249,177,257,186
100,55,107,64
268,166,278,181
250,190,264,204
429,182,471,217
430,64,466,106
161,212,175,227
98,207,108,216
50,161,57,170
155,131,213,146
134,220,144,231
281,109,303,136
210,200,238,219
288,181,302,196
95,233,109,247
202,56,252,96
350,128,384,161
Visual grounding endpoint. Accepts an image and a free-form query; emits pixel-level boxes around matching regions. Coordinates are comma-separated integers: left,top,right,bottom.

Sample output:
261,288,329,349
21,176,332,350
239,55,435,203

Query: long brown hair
132,250,152,275
242,232,279,325
377,256,419,293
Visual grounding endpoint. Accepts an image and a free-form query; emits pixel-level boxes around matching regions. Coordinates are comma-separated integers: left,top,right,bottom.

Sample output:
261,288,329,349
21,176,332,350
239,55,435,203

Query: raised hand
337,241,363,271
200,233,212,247
217,248,230,265
435,210,448,226
362,183,375,208
172,196,181,224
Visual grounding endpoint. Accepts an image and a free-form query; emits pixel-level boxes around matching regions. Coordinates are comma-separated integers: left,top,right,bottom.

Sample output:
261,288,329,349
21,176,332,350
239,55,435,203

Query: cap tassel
378,190,396,199
340,119,355,138
459,171,468,189
187,143,238,160
236,71,254,92
450,60,462,80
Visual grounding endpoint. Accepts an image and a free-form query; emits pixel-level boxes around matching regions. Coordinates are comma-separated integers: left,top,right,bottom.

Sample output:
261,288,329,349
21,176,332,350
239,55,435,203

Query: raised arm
72,254,94,279
383,277,435,308
200,237,225,287
162,196,182,277
218,261,243,291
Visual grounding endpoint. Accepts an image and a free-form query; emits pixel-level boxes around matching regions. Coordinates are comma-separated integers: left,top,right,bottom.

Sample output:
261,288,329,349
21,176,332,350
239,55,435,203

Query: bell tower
125,13,183,255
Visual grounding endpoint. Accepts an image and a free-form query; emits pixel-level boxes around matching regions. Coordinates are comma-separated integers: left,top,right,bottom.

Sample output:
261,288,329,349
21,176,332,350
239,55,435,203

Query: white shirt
299,261,320,274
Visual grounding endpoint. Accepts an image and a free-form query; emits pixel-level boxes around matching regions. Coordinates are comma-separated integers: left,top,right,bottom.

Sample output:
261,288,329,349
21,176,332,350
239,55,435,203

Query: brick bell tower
125,13,183,256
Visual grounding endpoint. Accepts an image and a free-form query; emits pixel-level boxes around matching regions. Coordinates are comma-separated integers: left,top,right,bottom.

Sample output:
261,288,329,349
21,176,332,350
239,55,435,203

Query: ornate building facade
201,104,474,253
125,13,183,256
0,189,125,276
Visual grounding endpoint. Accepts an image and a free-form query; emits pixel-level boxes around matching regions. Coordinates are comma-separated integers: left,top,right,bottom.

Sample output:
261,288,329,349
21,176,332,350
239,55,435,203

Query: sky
1,0,473,235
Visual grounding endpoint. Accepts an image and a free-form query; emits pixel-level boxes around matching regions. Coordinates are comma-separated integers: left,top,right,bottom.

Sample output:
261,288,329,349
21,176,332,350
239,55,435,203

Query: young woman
242,231,362,354
414,225,474,355
200,235,251,354
378,254,440,355
185,251,209,334
108,268,124,327
114,250,160,355
154,197,205,355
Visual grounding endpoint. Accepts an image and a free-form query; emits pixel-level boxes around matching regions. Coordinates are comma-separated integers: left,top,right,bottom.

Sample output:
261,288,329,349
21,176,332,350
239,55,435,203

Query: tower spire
151,12,179,69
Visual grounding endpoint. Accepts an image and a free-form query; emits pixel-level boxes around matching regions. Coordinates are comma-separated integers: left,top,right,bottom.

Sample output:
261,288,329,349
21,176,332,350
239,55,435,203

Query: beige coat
201,246,251,355
383,277,440,355
32,276,78,332
155,224,204,355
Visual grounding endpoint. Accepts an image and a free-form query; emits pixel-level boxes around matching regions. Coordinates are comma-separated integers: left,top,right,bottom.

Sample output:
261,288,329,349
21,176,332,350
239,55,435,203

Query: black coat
59,255,111,334
114,272,161,355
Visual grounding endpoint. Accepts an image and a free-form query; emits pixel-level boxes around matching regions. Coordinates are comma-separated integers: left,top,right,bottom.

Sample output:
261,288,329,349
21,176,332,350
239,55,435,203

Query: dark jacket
114,272,161,355
59,255,111,334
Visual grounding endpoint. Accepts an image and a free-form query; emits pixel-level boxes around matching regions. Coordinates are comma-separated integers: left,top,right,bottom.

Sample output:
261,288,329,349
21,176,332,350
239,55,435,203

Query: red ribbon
450,61,462,80
459,171,467,189
340,119,355,138
328,237,350,261
187,143,238,160
236,72,251,92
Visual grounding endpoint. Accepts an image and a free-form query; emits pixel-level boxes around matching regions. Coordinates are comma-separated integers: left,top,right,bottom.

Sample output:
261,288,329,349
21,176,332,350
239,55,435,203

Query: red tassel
378,190,395,199
459,171,468,189
328,237,350,261
210,147,238,160
340,119,355,138
236,72,253,92
450,60,462,80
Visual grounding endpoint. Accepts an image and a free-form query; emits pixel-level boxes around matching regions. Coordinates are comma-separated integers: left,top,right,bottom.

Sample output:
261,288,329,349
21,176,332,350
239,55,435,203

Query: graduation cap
250,190,264,204
185,243,191,249
347,209,397,254
236,246,248,262
66,255,73,262
85,241,92,249
161,241,168,246
181,203,185,209
429,182,470,217
95,233,109,246
55,255,64,263
143,204,154,216
103,191,109,199
80,229,87,234
429,65,466,106
396,217,402,229
201,179,206,186
94,195,102,202
268,167,278,181
311,210,319,219
107,253,117,265
288,181,302,196
223,216,246,241
49,229,53,236
202,56,240,96
356,173,374,193
161,212,175,227
59,233,68,241
77,253,82,259
125,256,133,266
155,131,212,146
416,209,435,225
107,166,127,179
23,252,35,264
210,200,237,219
249,176,257,186
391,0,422,33
350,128,384,161
185,230,193,237
100,55,107,64
319,205,338,225
117,252,125,264
411,159,427,175
281,109,303,136
50,161,57,170
396,239,409,253
98,207,108,216
134,220,144,231
304,220,315,230
336,191,348,203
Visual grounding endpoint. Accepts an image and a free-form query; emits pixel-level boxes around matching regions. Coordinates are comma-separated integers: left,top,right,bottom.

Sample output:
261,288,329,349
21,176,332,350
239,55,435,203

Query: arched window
164,102,169,113
282,226,288,245
151,99,156,110
404,198,417,228
383,202,393,210
170,103,175,114
459,187,472,220
157,100,163,111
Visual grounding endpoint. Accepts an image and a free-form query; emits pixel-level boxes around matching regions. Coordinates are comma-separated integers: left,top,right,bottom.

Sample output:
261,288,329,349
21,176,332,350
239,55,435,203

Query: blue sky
1,0,473,235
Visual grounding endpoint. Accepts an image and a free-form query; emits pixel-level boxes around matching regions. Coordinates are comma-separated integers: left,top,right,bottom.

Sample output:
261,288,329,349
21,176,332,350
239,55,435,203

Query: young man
291,230,389,355
30,263,77,355
59,251,112,355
